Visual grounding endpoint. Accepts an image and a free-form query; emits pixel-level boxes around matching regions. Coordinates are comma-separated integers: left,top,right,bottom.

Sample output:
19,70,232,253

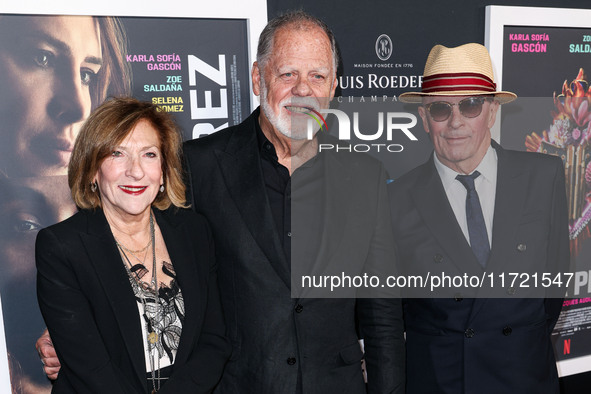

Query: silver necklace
116,237,152,255
116,211,161,393
116,239,151,283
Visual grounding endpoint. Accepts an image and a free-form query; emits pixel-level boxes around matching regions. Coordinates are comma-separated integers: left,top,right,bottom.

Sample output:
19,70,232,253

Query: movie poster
123,17,249,140
487,7,591,374
0,14,250,393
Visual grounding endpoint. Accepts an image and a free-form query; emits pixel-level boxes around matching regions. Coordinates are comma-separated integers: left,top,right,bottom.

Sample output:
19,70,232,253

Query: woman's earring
90,181,98,193
159,184,165,193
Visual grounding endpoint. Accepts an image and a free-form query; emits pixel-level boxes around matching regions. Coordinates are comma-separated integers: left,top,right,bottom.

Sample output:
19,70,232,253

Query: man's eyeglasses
424,97,492,122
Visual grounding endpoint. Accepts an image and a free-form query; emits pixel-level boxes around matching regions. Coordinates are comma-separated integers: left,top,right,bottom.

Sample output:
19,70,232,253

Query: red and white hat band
422,72,497,94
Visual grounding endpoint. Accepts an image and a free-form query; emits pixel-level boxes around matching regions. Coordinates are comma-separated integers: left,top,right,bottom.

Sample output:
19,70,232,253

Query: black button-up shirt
255,121,323,270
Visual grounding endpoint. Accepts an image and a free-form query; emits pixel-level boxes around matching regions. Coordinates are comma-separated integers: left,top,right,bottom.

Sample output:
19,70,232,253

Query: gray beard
260,86,304,140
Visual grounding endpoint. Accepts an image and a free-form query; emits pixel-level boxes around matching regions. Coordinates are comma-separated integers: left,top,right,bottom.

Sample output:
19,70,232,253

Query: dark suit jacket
183,108,404,394
36,208,230,394
388,141,569,394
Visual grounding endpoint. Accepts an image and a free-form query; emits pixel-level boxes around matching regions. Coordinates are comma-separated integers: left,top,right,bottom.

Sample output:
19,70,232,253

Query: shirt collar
255,119,322,169
255,119,273,151
434,144,498,190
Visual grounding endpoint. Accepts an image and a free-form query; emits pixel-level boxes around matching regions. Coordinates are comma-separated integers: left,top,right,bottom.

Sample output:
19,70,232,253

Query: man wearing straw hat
390,43,569,393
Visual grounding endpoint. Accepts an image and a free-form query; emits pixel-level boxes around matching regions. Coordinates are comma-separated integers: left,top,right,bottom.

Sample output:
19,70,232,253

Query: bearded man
37,10,405,394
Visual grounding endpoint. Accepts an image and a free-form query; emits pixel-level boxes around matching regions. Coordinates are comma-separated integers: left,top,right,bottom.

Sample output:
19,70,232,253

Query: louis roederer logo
375,34,393,61
304,109,418,153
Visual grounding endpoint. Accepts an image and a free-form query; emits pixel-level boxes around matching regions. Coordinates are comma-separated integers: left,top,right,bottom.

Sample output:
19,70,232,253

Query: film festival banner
486,5,591,377
0,14,250,393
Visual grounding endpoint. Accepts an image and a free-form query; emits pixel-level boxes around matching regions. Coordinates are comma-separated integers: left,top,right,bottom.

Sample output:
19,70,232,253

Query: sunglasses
424,97,492,122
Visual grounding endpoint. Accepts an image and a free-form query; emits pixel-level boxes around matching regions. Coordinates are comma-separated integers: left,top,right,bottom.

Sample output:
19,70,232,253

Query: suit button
434,254,444,263
295,304,303,313
503,326,512,336
465,328,475,338
454,293,463,301
517,243,527,252
287,357,296,365
507,287,516,295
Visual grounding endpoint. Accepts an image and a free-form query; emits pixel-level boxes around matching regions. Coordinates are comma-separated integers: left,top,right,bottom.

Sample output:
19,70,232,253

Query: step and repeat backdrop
0,0,590,392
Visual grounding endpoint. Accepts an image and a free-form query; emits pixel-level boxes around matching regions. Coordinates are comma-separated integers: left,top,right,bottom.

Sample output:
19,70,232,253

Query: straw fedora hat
399,43,516,104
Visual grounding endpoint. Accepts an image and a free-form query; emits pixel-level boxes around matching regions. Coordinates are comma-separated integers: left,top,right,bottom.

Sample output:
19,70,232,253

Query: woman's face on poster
0,176,76,286
0,15,102,177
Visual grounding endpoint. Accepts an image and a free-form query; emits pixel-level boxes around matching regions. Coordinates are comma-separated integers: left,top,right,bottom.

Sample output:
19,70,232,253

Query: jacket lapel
152,209,202,366
80,210,146,390
488,142,528,272
214,111,290,288
309,148,352,275
410,156,483,277
468,141,528,323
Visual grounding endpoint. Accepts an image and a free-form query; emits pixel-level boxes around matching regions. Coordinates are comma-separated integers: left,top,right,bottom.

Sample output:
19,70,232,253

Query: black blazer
183,108,404,394
389,141,569,394
36,208,230,393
